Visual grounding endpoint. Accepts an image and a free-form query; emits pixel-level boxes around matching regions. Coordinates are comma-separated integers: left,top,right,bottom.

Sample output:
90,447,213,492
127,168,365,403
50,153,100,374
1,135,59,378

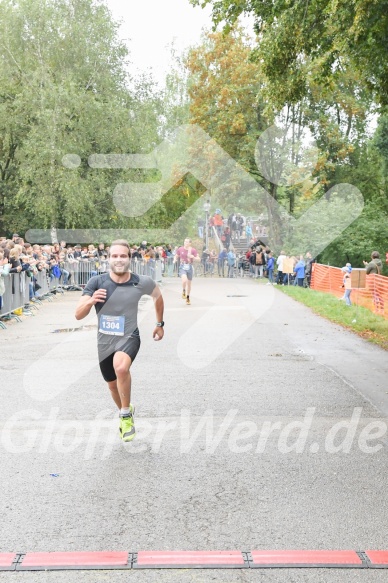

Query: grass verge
278,285,388,351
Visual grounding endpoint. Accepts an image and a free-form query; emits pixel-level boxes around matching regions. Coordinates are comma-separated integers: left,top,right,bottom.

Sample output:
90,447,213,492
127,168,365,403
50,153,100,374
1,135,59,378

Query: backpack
255,252,263,265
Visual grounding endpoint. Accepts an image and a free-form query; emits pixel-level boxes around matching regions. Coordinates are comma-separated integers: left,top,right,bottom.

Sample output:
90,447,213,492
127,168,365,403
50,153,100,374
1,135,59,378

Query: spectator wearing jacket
266,252,275,284
251,246,266,278
9,248,22,273
275,251,286,285
228,213,236,239
235,214,244,242
52,243,61,258
246,249,253,277
294,255,306,287
71,245,82,260
227,249,236,278
0,250,9,309
201,248,210,274
97,243,108,259
304,251,316,287
363,251,384,313
213,211,223,238
58,250,71,286
222,227,231,250
209,250,217,275
131,246,142,260
363,251,383,275
9,246,33,298
218,248,227,277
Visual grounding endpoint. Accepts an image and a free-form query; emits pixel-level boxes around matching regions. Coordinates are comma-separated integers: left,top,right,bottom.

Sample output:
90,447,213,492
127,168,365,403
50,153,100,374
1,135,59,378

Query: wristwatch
156,321,164,327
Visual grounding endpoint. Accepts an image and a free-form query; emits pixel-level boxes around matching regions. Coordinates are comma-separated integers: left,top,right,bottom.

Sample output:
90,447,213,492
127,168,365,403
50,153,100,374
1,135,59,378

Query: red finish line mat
0,554,18,571
17,552,131,571
249,550,364,569
5,550,388,570
365,551,388,568
133,551,248,569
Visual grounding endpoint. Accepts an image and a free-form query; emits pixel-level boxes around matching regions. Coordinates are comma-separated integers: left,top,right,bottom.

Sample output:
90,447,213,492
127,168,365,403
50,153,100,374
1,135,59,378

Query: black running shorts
98,335,141,382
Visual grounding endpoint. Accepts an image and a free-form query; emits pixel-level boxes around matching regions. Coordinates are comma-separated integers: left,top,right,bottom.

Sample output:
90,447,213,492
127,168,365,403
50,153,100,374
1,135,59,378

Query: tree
190,0,388,107
374,114,388,190
185,28,278,224
185,28,377,250
0,0,164,238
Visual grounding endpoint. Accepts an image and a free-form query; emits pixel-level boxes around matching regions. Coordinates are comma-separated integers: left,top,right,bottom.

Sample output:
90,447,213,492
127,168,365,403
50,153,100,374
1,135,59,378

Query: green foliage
191,0,388,106
184,26,386,259
0,0,169,238
2,0,388,261
318,201,388,273
374,114,388,181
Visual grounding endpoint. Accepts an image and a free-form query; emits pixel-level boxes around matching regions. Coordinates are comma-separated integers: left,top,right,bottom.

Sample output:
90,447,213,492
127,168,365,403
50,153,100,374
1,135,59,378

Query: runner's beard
110,259,131,274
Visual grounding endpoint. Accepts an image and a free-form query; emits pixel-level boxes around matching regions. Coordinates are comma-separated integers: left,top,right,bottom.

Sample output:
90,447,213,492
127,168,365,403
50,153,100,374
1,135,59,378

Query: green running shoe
120,411,135,442
119,404,135,435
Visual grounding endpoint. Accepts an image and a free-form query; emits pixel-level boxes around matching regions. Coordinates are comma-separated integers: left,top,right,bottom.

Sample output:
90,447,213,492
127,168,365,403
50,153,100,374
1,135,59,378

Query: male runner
75,240,164,442
174,237,198,305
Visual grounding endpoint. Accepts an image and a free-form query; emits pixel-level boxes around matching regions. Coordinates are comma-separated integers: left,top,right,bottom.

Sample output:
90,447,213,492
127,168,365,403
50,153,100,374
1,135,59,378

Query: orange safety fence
311,263,388,319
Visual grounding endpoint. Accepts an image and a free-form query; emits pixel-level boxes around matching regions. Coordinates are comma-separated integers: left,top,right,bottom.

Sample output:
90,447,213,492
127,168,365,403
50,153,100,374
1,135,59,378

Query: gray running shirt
82,272,156,351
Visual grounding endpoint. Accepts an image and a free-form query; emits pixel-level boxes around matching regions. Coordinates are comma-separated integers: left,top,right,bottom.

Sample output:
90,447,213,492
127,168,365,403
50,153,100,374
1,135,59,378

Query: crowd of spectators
0,232,226,298
1,232,385,309
199,211,268,250
211,244,316,285
0,235,181,304
0,232,325,299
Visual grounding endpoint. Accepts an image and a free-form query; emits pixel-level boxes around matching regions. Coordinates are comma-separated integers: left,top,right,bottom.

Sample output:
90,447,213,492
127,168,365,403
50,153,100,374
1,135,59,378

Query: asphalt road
1,276,387,582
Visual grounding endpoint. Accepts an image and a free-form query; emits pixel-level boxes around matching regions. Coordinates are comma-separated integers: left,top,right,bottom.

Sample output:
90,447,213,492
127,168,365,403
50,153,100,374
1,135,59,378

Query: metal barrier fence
129,259,162,282
0,257,177,329
163,256,178,277
0,258,166,328
0,267,61,329
0,272,30,318
62,259,164,288
62,260,108,288
311,263,388,318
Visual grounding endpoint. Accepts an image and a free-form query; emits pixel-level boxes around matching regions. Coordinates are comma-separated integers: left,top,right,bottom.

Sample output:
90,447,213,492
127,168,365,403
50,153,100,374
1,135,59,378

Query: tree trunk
51,226,58,244
266,182,283,249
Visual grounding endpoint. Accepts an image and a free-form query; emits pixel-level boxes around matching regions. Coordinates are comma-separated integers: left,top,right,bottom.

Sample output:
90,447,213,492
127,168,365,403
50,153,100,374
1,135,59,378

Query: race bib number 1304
99,315,125,336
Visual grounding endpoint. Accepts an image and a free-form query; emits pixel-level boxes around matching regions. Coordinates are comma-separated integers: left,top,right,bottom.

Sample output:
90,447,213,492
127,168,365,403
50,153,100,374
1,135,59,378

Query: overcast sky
105,0,213,86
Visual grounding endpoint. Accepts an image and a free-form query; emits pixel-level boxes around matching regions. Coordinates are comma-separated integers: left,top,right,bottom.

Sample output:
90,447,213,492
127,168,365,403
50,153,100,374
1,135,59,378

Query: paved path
1,276,387,582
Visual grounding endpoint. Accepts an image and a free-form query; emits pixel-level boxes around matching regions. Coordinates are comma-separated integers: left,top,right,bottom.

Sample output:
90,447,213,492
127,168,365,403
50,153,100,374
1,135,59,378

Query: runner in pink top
173,238,198,305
